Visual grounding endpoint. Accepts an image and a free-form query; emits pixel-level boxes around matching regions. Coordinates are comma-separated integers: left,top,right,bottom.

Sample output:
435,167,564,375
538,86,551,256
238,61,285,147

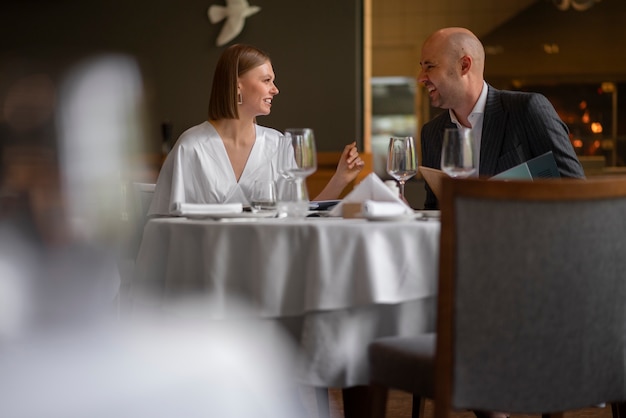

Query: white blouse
149,121,294,216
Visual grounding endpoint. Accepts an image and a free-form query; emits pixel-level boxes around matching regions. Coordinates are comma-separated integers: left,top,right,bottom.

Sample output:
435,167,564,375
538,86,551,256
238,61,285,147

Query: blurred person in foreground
0,57,304,418
0,295,304,418
0,55,148,336
149,44,365,216
419,27,585,210
0,69,119,335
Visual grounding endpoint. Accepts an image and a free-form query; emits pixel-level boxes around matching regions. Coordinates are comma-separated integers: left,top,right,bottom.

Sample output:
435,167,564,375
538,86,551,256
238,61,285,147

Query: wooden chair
369,176,626,418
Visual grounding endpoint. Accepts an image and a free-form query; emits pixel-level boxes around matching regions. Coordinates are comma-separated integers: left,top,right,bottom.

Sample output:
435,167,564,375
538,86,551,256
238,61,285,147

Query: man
419,27,585,209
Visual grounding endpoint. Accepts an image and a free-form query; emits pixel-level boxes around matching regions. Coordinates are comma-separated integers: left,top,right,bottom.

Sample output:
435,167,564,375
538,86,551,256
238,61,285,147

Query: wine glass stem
398,181,406,199
294,177,308,201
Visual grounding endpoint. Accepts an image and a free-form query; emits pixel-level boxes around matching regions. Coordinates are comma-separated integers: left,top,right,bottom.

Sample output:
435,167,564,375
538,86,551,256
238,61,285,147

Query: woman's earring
237,93,243,104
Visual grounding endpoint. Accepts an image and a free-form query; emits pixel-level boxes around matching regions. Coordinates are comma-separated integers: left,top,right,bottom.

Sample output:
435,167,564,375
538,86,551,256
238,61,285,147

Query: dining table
132,213,440,417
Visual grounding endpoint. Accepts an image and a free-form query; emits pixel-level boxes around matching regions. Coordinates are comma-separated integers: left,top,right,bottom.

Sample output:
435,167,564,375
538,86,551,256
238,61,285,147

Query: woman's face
237,61,279,117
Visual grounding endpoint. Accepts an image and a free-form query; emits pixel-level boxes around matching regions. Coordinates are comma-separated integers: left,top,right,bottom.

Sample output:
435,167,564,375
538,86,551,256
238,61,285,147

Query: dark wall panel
0,0,363,152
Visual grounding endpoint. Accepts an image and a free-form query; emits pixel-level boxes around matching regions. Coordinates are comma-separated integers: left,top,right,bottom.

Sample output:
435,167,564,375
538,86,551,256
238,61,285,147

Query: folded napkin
329,173,413,217
361,200,409,217
171,202,243,216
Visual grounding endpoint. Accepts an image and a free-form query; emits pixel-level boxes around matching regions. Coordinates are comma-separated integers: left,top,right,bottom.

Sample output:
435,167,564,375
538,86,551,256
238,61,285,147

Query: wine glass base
276,201,309,218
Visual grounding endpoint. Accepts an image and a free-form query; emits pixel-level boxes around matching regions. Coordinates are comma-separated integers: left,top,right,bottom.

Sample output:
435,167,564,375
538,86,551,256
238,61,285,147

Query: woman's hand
313,141,365,201
335,141,365,185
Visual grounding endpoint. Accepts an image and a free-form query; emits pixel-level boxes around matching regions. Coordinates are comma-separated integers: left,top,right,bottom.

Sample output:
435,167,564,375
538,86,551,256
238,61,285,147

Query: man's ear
460,55,472,75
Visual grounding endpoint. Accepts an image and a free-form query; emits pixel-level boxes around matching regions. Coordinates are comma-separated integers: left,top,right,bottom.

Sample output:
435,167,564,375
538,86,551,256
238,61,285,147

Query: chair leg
368,383,389,418
612,402,626,418
542,414,564,418
412,396,425,418
343,385,372,418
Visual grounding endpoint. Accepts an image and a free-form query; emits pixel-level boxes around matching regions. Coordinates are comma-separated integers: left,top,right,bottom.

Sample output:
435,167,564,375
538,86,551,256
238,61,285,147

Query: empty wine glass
386,136,417,199
276,128,317,217
274,135,295,181
441,128,476,178
284,128,317,179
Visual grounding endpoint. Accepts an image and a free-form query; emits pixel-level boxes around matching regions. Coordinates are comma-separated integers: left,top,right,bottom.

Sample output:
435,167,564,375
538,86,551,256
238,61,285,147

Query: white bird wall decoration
552,0,601,11
208,0,261,47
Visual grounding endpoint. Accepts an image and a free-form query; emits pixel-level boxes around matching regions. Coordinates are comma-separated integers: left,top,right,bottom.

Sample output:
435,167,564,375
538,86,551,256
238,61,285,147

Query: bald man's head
418,27,486,120
424,27,485,77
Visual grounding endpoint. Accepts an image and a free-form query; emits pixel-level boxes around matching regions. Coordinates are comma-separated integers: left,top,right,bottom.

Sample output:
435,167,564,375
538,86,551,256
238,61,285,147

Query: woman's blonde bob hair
208,44,271,120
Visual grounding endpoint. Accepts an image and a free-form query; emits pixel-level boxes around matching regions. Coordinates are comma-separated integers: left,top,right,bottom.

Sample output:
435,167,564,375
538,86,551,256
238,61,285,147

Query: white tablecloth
133,216,440,387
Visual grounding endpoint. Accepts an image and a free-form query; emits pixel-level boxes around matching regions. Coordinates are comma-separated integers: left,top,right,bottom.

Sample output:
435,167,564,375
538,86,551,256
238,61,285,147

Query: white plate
184,211,277,220
363,212,424,222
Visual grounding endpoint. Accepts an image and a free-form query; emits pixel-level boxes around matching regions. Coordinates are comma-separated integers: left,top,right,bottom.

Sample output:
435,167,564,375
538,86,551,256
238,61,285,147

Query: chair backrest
435,176,626,417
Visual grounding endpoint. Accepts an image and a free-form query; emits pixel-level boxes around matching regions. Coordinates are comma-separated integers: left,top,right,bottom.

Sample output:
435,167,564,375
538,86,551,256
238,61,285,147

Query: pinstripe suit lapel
480,86,507,176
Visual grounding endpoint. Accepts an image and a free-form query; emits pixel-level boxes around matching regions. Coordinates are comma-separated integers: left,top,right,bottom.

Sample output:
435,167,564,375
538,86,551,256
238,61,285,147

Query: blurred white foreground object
57,54,146,244
0,296,303,418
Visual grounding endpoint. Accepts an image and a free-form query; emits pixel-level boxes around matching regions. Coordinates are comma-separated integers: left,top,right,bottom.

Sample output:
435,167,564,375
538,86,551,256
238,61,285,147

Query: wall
0,0,363,153
482,0,626,85
371,0,537,77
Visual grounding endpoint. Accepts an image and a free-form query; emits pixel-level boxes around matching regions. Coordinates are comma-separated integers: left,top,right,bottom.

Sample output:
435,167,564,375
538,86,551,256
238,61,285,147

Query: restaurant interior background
1,0,625,208
372,0,626,205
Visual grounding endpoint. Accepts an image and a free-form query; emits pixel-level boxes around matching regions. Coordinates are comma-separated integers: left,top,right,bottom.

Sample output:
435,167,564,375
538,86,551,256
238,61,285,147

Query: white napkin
361,200,409,217
171,202,243,216
329,173,412,216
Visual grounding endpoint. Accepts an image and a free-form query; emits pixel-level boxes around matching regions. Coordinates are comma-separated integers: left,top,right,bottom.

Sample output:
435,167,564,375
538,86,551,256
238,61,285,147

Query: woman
149,44,364,216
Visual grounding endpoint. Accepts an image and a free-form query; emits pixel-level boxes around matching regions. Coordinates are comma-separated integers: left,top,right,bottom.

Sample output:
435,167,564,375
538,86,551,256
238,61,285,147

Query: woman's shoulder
176,121,218,147
255,124,283,138
254,125,285,157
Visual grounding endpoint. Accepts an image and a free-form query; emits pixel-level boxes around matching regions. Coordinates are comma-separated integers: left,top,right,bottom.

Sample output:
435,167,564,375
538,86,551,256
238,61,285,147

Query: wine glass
284,128,317,179
441,128,476,178
386,136,417,199
276,128,317,217
275,135,294,181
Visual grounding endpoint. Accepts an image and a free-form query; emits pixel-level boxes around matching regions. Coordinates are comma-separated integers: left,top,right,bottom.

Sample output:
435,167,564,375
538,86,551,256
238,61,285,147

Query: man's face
418,38,462,110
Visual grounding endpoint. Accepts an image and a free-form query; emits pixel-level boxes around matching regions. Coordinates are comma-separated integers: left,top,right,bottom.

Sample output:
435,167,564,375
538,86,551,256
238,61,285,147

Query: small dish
416,210,441,218
363,212,424,222
185,211,277,220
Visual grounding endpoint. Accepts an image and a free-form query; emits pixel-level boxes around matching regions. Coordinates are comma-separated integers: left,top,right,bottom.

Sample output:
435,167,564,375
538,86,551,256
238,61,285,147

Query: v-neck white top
149,121,293,216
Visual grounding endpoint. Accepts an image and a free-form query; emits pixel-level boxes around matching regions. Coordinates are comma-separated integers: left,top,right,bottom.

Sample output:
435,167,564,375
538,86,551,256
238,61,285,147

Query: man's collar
472,80,489,115
448,81,488,127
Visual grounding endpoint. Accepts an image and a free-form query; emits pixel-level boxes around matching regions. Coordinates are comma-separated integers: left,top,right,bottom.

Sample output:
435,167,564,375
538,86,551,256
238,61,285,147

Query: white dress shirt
449,80,488,176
